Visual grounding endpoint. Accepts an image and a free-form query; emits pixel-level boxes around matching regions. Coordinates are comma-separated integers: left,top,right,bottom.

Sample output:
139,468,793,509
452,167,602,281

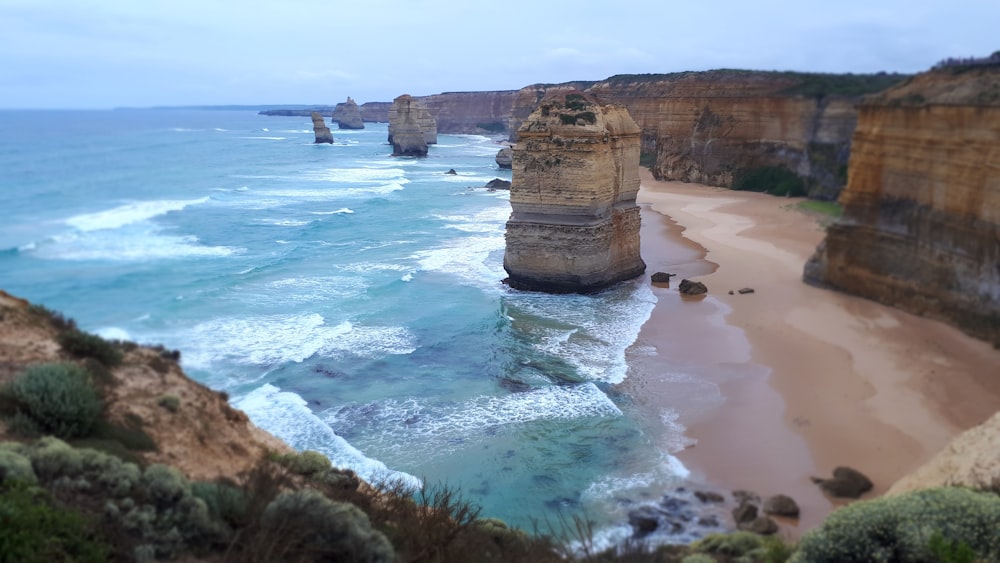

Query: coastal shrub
927,531,976,563
0,480,110,563
680,555,716,563
639,151,657,170
27,303,77,332
5,362,103,439
259,489,394,563
276,450,332,476
693,531,764,556
57,329,123,367
192,481,250,528
733,166,807,197
565,93,589,111
142,464,190,507
0,448,36,484
157,394,180,413
790,487,1000,562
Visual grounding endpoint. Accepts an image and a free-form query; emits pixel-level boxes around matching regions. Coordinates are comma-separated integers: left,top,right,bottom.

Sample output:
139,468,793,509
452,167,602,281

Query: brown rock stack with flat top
332,97,364,129
503,92,645,293
388,95,429,157
311,112,333,144
388,94,436,148
804,64,1000,346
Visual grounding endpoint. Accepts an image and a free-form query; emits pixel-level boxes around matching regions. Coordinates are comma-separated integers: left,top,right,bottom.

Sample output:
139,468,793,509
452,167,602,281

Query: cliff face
504,93,645,292
508,72,905,199
418,90,519,135
388,95,429,156
359,101,391,122
310,111,333,144
331,97,364,129
388,94,437,147
804,66,1000,346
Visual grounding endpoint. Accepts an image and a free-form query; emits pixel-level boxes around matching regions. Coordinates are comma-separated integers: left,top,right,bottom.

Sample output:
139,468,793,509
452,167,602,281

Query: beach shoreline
627,169,1000,534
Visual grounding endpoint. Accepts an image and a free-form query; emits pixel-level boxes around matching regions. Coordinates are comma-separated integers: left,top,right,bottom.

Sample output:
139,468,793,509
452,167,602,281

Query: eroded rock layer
332,97,364,129
310,111,333,144
388,95,429,156
504,92,645,292
804,65,1000,346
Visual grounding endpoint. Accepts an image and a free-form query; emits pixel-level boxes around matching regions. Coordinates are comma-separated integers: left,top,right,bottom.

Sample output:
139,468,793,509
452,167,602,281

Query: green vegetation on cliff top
600,69,909,97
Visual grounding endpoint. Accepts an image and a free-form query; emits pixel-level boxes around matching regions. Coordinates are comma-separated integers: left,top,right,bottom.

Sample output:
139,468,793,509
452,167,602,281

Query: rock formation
310,111,333,144
416,90,518,134
804,65,1000,346
388,94,436,147
503,92,645,293
495,146,513,169
387,95,429,157
508,71,907,200
331,97,364,129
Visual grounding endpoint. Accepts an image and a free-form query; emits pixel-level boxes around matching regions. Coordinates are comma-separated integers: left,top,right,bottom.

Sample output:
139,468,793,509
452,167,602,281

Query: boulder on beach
762,494,800,518
651,272,676,283
811,466,873,498
679,279,708,295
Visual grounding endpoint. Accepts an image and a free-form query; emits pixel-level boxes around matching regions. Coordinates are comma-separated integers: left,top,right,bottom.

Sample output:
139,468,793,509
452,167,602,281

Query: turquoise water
0,109,692,538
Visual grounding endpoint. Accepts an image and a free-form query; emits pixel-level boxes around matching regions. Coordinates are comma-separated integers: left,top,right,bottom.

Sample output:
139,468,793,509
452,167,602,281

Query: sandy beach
626,169,1000,533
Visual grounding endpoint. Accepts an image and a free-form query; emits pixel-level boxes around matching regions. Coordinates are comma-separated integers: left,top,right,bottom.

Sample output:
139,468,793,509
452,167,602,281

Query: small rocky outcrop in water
331,97,364,129
388,95,429,156
495,146,513,169
678,279,708,295
503,92,645,293
388,94,437,148
651,272,676,283
811,466,873,498
311,112,333,144
484,178,511,191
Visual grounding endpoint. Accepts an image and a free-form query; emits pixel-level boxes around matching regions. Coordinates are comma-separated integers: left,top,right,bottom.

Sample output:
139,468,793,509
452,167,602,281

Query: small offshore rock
732,501,757,524
738,287,755,294
694,490,724,504
811,466,873,498
732,490,761,505
678,279,708,295
484,178,511,191
628,507,660,536
728,290,734,295
445,168,457,175
740,515,779,535
651,272,676,283
762,494,800,518
496,146,513,169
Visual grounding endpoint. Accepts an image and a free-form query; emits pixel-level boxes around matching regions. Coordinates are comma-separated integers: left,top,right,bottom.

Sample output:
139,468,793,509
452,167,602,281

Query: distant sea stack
332,97,364,129
311,111,333,144
804,63,1000,346
495,146,512,169
388,95,437,148
388,95,429,156
503,92,645,293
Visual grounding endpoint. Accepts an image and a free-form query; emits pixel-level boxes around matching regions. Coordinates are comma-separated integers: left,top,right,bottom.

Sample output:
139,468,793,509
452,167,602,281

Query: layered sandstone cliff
804,65,1000,346
509,72,906,199
310,111,333,144
332,96,364,129
388,95,429,156
503,92,645,292
388,94,437,146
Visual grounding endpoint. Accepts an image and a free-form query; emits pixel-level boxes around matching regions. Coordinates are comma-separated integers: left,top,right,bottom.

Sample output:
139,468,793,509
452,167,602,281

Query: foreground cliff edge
804,63,1000,347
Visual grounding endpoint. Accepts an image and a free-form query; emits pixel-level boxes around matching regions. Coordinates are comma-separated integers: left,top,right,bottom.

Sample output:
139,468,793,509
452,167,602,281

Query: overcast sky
1,0,996,109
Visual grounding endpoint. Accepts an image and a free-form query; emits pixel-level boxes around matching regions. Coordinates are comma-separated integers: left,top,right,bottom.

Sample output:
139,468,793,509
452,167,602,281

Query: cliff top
595,69,910,98
863,64,1000,107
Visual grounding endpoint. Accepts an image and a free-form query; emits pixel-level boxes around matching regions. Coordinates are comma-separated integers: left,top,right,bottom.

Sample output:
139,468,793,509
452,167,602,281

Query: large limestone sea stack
804,63,1000,345
503,92,645,292
311,111,333,144
388,94,437,156
332,96,364,129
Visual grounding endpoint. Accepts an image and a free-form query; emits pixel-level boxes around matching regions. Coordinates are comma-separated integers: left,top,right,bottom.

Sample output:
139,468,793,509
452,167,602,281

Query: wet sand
625,169,1000,534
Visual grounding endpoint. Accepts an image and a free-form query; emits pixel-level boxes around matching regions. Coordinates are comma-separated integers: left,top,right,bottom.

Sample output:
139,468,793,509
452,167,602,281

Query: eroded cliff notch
503,92,645,293
804,64,1000,346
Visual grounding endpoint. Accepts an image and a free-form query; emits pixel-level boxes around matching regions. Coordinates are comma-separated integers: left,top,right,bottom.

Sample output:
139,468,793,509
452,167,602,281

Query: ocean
0,109,701,543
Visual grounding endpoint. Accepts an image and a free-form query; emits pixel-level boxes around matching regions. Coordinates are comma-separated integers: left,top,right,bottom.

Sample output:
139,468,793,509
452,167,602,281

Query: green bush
0,448,36,485
0,480,110,563
693,531,764,556
260,489,394,563
157,394,180,413
790,487,1000,562
4,363,103,439
734,166,807,197
57,329,123,367
192,481,250,528
278,450,332,476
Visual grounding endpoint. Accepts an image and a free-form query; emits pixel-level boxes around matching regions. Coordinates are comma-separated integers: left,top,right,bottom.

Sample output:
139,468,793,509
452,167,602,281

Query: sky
1,0,997,109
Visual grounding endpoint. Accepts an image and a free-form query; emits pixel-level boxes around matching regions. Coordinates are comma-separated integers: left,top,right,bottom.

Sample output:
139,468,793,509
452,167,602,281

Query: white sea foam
309,208,354,215
24,232,241,262
411,235,506,286
301,167,406,183
326,383,621,460
95,327,131,341
235,384,421,489
241,136,286,140
254,183,405,199
65,198,210,232
259,218,313,227
183,314,415,369
263,276,368,302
